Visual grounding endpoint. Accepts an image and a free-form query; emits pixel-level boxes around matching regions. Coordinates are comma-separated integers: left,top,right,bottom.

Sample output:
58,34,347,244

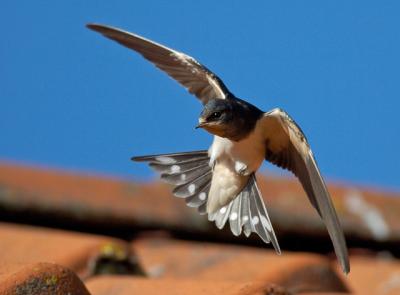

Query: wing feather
261,108,350,274
87,23,231,104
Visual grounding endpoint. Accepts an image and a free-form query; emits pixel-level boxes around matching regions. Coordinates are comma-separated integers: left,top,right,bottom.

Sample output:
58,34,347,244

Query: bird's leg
235,161,249,176
209,159,216,171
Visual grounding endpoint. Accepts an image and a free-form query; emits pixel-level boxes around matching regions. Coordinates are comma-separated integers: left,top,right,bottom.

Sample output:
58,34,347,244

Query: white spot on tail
252,216,259,225
188,184,196,194
220,207,227,214
199,192,206,201
260,215,272,231
230,212,238,221
156,156,176,164
171,165,180,173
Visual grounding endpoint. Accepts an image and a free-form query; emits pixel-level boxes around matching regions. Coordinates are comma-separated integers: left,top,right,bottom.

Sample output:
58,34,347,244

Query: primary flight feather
87,23,350,274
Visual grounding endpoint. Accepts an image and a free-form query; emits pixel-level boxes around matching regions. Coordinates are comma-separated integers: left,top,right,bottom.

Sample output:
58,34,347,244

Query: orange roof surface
0,162,399,294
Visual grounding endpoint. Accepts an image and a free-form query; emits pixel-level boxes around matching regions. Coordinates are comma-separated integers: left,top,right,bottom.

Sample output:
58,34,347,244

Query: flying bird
87,23,350,274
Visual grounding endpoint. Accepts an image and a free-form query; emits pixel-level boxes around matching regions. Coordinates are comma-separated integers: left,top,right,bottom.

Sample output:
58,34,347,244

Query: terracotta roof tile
1,162,399,247
0,222,140,278
0,162,399,294
335,255,400,295
131,236,348,293
0,163,203,232
257,176,400,243
0,262,90,295
86,276,291,295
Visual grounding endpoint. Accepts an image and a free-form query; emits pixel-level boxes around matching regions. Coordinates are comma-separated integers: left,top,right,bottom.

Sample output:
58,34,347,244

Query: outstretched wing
261,108,350,274
87,24,231,105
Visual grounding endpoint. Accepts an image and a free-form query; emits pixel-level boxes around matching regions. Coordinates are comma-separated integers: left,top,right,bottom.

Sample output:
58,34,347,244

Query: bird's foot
209,159,216,171
235,161,249,176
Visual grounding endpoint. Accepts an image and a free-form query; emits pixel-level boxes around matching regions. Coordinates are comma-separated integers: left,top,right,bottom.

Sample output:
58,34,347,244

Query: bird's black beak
195,118,207,129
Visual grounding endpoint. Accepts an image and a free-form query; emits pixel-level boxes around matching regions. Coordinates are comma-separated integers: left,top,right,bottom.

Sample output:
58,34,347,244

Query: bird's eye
211,112,221,119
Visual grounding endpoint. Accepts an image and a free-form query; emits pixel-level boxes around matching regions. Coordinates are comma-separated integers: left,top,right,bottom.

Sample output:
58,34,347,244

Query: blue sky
1,1,399,190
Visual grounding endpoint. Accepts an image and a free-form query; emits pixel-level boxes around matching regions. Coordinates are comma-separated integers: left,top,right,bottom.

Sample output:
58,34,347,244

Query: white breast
209,119,266,173
206,120,267,213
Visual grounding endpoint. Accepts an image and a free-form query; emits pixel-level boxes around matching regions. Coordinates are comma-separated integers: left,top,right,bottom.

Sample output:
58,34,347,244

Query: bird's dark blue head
197,98,263,141
198,99,233,125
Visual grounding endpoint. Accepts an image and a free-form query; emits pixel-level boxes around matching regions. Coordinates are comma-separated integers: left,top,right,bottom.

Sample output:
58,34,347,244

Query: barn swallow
87,23,350,274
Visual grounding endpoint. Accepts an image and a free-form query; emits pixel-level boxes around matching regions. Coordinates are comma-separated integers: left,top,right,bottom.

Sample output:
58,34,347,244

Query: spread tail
133,152,281,254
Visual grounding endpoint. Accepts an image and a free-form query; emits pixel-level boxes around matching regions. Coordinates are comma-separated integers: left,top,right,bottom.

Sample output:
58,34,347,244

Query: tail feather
208,202,233,229
229,193,242,236
149,157,209,174
132,150,208,163
173,171,212,198
133,151,281,254
208,174,281,254
240,190,253,237
185,183,211,207
132,151,212,213
198,202,207,215
251,177,280,253
161,163,209,185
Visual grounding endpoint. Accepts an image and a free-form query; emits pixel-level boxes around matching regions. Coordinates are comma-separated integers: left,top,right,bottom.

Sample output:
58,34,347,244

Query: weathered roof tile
335,255,400,295
0,262,90,295
1,162,400,294
131,235,348,293
0,222,139,278
86,276,291,295
1,162,399,247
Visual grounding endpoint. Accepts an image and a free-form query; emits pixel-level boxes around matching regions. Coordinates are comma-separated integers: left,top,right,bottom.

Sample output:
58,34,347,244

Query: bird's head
196,99,234,137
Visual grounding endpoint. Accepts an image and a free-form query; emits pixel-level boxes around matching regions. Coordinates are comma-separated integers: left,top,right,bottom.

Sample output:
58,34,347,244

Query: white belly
209,120,266,173
206,120,266,213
